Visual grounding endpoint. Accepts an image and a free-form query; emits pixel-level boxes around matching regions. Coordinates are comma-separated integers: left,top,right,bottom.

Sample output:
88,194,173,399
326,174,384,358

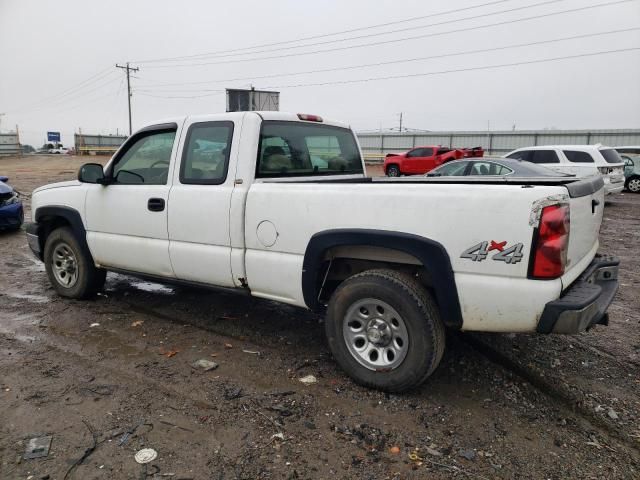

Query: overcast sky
1,0,639,148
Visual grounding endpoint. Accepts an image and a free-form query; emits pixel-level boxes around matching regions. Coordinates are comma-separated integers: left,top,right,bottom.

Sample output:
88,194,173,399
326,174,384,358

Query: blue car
0,175,24,231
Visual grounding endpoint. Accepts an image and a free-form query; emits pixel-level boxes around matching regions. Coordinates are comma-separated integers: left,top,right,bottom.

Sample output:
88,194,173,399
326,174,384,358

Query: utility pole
116,62,139,135
398,112,403,133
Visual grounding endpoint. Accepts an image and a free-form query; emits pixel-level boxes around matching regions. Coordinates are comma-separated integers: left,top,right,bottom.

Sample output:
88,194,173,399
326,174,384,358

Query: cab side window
529,150,560,164
113,130,176,185
421,148,434,157
434,161,468,176
507,150,530,161
564,150,594,163
180,122,234,184
469,162,513,176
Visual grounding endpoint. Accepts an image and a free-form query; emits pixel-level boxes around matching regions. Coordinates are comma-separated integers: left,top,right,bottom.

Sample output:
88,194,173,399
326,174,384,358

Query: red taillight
531,204,570,279
297,113,323,122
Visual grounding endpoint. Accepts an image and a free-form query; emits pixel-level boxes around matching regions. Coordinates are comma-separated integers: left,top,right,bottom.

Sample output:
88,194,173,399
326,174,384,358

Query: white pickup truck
26,112,619,392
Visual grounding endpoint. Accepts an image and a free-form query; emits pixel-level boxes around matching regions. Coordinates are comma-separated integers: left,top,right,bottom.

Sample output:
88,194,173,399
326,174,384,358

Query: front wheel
325,269,445,392
386,165,400,177
626,176,640,193
44,226,106,298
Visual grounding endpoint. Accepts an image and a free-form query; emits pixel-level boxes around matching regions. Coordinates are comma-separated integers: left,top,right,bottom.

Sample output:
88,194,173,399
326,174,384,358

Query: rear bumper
604,181,624,195
536,255,619,334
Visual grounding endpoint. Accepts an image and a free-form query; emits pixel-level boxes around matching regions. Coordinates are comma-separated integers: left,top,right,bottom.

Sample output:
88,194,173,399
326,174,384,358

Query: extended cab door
85,123,179,277
167,117,238,287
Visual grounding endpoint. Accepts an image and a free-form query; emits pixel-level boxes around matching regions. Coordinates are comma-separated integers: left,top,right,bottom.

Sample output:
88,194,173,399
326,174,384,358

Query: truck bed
264,173,603,198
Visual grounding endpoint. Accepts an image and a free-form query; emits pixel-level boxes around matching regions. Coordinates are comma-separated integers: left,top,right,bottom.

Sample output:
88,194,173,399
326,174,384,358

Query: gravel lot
1,155,638,479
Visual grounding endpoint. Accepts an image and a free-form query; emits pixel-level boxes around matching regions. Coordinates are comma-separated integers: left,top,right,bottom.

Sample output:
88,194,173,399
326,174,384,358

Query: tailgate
563,176,605,286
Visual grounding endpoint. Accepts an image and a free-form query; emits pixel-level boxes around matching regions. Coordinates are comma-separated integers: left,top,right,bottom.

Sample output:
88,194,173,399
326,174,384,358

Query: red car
384,145,484,176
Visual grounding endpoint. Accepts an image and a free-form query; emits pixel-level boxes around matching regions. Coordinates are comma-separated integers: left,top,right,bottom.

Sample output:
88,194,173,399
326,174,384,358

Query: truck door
85,124,178,277
419,147,437,171
403,148,426,174
167,119,237,287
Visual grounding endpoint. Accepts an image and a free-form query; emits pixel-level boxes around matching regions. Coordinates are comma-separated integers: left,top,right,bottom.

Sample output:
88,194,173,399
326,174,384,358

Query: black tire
44,226,106,299
386,165,400,177
626,175,640,193
325,269,445,392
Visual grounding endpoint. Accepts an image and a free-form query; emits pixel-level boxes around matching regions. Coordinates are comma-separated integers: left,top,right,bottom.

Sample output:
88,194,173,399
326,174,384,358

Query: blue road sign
47,132,61,142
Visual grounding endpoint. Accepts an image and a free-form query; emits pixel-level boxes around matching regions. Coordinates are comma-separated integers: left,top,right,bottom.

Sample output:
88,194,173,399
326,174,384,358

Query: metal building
0,133,20,155
75,133,127,155
357,129,640,162
226,88,279,112
0,133,21,156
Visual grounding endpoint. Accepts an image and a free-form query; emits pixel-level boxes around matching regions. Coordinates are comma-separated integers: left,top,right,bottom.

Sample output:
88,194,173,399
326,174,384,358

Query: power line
9,71,120,115
33,84,125,118
141,0,635,68
134,28,639,92
5,67,114,114
142,0,569,64
133,0,513,63
263,47,640,89
132,48,640,99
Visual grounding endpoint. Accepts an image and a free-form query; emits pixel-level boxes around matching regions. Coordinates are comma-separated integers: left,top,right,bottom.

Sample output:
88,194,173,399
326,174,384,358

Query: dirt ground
1,155,639,480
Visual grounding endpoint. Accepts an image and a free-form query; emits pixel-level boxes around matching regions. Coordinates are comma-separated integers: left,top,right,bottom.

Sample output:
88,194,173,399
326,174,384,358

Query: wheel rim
628,178,640,192
343,298,409,371
52,242,79,288
388,167,399,177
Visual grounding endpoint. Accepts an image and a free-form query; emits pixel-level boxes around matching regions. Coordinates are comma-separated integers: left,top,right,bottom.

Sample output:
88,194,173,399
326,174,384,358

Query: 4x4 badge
461,241,524,264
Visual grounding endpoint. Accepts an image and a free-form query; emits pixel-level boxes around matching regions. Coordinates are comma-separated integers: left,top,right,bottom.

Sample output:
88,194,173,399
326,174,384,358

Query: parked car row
383,143,639,194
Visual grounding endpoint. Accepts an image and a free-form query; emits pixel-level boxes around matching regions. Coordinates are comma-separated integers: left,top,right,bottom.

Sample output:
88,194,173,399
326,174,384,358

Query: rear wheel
44,226,106,298
626,176,640,193
325,269,445,392
386,165,400,177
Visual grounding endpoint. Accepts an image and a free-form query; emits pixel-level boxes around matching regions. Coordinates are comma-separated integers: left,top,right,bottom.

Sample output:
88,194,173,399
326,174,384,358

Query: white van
504,145,625,194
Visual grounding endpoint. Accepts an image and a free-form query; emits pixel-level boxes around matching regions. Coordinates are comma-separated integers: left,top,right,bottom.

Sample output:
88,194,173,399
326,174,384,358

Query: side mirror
78,163,105,184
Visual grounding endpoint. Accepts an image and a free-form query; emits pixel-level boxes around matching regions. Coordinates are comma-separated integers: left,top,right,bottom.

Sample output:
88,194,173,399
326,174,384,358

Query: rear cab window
256,121,363,178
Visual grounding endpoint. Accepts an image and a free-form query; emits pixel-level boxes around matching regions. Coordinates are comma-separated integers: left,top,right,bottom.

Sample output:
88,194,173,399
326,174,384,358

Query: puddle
129,281,174,294
107,273,175,295
6,293,49,304
0,313,40,343
20,254,46,272
47,323,146,358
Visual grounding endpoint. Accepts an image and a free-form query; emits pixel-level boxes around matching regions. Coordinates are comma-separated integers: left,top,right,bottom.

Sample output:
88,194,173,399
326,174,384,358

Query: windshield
600,148,623,164
257,121,363,178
